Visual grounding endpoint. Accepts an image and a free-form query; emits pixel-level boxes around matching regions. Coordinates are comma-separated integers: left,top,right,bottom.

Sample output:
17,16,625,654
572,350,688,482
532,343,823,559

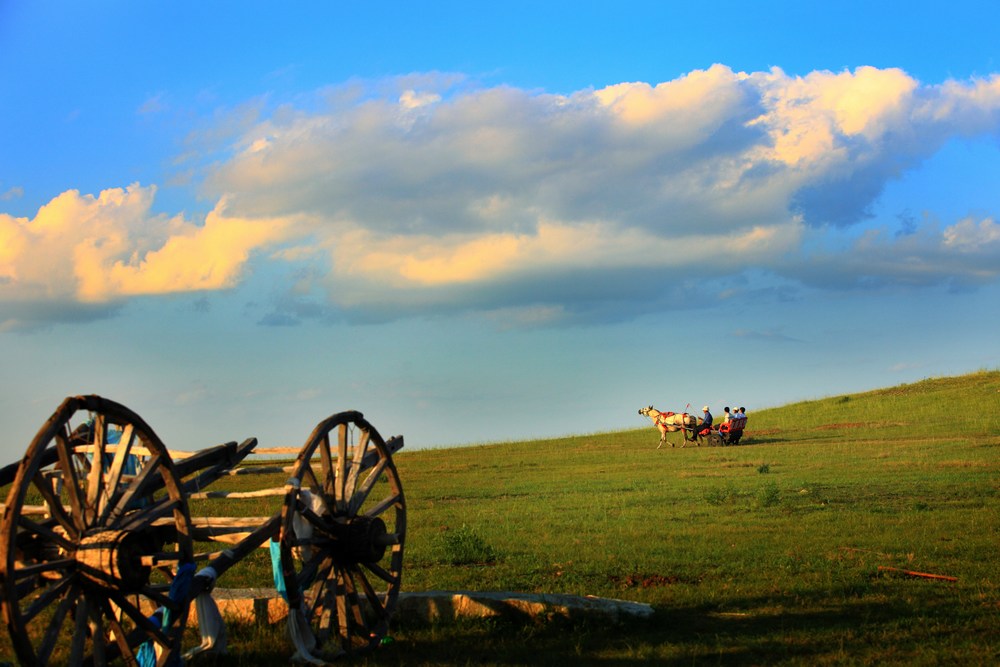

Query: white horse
638,406,700,448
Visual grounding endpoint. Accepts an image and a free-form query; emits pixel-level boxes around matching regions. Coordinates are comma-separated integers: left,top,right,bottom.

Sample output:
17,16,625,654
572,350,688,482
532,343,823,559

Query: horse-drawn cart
639,406,748,447
0,394,406,665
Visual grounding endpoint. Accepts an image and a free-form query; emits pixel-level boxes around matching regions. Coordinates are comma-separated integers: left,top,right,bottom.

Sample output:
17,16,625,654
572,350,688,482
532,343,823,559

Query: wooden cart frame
0,395,406,665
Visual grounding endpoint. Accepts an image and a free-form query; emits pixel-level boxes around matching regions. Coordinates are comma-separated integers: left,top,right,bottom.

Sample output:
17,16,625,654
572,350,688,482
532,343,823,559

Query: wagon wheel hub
340,516,388,564
74,529,153,592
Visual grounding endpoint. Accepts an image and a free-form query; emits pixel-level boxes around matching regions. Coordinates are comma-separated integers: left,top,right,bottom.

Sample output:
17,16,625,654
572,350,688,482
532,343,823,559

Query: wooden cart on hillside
0,394,406,665
702,415,748,446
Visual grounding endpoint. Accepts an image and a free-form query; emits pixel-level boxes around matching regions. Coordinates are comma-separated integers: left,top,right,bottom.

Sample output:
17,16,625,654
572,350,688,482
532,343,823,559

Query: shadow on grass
348,585,991,666
8,585,986,666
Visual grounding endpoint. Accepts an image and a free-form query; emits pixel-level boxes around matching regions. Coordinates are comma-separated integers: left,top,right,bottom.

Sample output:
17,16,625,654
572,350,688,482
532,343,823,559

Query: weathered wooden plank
224,465,288,476
188,487,286,500
172,439,255,479
70,444,195,459
0,504,49,516
190,516,273,527
251,447,302,455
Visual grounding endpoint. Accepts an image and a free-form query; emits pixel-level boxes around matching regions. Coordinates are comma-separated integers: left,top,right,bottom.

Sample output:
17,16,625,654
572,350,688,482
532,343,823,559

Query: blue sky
2,1,999,458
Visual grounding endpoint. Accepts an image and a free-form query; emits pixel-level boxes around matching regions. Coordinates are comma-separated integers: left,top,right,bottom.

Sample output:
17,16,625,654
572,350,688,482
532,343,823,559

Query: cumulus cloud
942,216,1000,250
779,215,1000,290
0,184,297,329
4,65,1000,328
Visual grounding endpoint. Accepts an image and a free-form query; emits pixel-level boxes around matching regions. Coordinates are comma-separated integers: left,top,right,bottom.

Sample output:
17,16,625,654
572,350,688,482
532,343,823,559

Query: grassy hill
2,370,998,665
381,369,1000,665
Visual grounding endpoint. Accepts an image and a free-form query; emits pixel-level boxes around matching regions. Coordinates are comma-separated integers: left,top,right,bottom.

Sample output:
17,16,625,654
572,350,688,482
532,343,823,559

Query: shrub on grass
704,481,781,509
704,484,737,506
440,524,501,565
756,481,781,508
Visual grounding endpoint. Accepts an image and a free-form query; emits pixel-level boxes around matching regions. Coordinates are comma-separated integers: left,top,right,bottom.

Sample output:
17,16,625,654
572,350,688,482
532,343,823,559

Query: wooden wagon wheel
279,411,406,660
0,395,194,666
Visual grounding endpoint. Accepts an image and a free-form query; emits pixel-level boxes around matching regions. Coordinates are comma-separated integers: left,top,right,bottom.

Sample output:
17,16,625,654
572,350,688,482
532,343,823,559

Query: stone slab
186,588,654,626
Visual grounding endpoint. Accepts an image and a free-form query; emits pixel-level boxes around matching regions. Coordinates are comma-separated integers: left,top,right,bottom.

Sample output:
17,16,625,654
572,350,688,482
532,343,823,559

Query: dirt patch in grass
611,573,693,588
937,459,992,468
815,421,908,430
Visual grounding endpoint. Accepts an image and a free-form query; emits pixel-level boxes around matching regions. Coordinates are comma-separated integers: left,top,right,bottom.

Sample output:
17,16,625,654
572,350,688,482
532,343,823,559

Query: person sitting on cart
699,405,713,436
721,407,732,425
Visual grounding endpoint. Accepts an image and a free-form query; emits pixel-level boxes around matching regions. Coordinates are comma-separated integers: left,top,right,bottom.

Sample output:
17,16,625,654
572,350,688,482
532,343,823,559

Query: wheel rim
280,411,406,659
0,395,194,666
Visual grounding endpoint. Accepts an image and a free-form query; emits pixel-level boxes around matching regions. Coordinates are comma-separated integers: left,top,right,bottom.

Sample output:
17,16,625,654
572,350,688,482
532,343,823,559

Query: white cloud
399,89,441,110
779,216,1000,289
942,216,1000,251
4,66,1000,328
0,184,298,308
327,219,797,294
748,66,918,167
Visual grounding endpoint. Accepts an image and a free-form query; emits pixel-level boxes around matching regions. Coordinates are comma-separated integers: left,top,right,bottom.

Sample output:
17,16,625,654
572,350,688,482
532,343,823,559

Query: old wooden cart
0,394,406,665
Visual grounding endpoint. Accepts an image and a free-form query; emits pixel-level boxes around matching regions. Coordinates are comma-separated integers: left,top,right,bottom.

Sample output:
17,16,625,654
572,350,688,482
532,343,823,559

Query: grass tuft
439,524,502,565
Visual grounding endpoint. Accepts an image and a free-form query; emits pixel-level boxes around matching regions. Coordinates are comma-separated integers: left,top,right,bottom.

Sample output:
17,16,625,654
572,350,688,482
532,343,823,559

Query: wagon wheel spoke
301,463,333,515
362,559,400,587
96,596,137,665
138,583,179,611
87,594,110,666
55,426,87,533
343,430,370,511
299,555,333,624
15,514,77,554
292,500,330,531
0,395,194,666
106,453,164,527
354,562,389,624
339,563,375,650
96,423,137,523
20,573,74,624
118,494,178,532
280,411,406,657
336,424,356,512
349,455,389,515
84,413,109,527
91,594,161,667
316,573,338,645
37,583,80,665
30,472,79,539
361,490,402,520
299,553,333,605
11,555,76,582
320,432,336,499
105,586,172,649
335,565,355,646
68,593,91,665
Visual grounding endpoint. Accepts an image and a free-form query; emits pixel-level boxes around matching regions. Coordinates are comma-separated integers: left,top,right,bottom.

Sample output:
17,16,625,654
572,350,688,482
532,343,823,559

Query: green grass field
2,370,998,665
375,370,1000,665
